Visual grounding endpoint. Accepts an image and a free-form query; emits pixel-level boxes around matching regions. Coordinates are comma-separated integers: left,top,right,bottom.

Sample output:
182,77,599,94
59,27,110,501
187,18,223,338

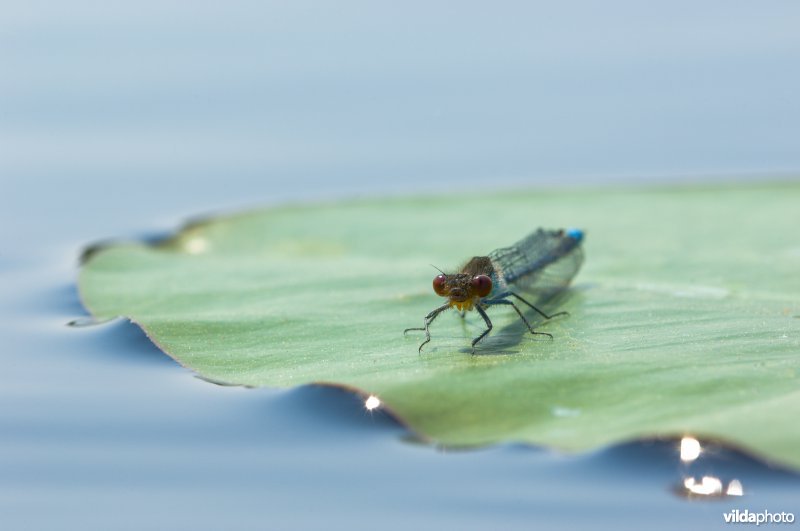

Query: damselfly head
431,273,493,309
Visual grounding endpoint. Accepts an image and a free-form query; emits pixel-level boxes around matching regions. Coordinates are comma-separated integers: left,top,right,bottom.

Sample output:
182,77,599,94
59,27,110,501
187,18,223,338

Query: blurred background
2,1,799,529
3,0,800,245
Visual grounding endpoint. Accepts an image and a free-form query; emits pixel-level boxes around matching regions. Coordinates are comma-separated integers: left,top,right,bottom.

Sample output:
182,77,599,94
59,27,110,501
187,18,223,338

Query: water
2,1,800,528
4,287,800,530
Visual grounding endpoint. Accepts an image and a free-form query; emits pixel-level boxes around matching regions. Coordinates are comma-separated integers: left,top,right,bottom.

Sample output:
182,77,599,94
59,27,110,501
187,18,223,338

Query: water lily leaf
78,183,800,468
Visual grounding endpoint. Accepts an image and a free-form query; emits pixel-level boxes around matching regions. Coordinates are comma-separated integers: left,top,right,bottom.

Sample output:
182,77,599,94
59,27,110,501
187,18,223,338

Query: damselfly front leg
403,302,450,353
470,305,494,353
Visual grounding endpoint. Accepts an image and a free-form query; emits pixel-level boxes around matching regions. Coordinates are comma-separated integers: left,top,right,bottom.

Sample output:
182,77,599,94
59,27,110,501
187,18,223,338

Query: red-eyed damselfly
404,228,584,353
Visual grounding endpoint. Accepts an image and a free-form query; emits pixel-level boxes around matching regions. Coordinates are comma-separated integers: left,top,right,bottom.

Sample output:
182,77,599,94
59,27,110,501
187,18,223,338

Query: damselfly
404,228,584,353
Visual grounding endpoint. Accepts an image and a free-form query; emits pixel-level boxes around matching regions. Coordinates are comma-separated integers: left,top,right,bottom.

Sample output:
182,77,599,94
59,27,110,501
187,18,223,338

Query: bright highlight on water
680,437,702,462
404,228,585,353
364,395,381,411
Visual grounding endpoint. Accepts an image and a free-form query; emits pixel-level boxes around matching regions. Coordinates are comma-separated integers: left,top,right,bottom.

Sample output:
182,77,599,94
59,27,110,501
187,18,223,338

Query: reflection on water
677,436,747,498
727,479,744,496
679,476,744,498
680,436,702,462
364,395,381,411
683,475,724,496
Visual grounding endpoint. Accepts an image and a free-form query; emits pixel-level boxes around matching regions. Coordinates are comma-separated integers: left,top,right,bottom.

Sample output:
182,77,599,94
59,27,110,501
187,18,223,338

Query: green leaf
79,183,800,468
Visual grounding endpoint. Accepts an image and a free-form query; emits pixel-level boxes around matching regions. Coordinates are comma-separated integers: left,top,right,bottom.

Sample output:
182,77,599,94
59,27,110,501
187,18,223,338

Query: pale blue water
2,1,800,529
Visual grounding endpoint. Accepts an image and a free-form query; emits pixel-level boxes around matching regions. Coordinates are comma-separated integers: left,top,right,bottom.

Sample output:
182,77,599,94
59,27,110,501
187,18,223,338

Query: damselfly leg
403,302,450,353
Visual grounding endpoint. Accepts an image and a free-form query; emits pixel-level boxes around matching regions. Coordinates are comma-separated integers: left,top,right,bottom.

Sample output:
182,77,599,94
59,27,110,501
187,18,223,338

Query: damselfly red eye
432,274,447,296
471,275,492,297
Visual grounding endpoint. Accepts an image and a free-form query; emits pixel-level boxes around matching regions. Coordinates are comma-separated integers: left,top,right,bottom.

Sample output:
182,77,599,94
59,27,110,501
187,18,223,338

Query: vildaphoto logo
723,509,795,525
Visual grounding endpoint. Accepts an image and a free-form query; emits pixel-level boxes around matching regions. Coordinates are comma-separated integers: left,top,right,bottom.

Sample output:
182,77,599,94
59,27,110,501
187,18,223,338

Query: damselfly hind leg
484,299,554,341
507,292,568,320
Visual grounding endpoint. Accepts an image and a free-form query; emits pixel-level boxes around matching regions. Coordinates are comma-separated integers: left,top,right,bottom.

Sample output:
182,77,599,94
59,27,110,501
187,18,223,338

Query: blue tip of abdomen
566,228,584,242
